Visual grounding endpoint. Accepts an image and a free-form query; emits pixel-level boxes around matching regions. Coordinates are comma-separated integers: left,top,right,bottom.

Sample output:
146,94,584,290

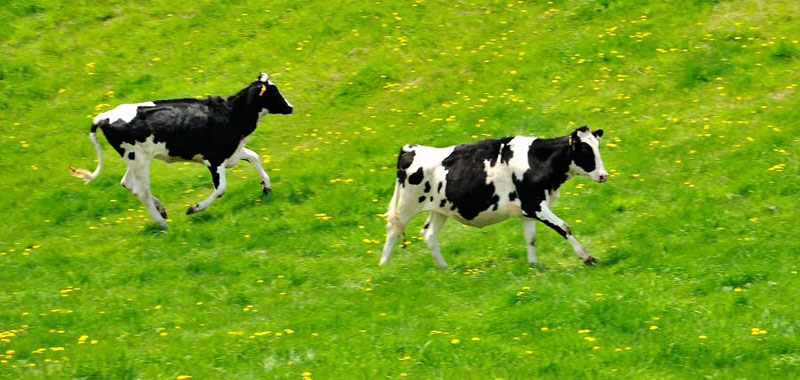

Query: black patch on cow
408,167,424,185
418,196,426,203
429,196,433,202
492,203,498,211
424,181,431,193
572,141,596,173
513,137,572,219
509,191,517,201
441,137,512,220
450,204,456,211
500,143,514,164
437,182,442,193
127,152,135,160
396,148,416,186
439,199,446,208
96,78,292,170
539,218,568,238
423,221,430,230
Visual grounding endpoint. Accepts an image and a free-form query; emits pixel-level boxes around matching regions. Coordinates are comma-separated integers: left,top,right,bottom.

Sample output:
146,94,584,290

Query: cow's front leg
239,147,272,195
522,218,538,266
533,201,596,266
187,163,227,215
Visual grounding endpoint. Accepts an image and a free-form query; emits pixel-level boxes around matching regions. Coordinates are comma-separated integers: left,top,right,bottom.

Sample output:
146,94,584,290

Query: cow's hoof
186,204,200,215
155,204,168,219
583,256,597,266
157,221,168,230
262,186,271,195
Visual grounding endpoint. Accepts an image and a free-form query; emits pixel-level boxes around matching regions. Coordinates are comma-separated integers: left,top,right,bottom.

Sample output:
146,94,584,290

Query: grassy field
2,0,800,378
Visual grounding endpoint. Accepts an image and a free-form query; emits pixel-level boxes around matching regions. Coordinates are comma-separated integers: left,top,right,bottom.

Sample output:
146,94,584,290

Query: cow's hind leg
187,163,227,215
380,215,407,267
123,166,166,219
423,212,448,268
120,167,135,191
129,159,167,229
522,218,538,266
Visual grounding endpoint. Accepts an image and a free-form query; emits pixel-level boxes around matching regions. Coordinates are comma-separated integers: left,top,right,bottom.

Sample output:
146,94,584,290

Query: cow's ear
258,73,269,82
593,129,604,141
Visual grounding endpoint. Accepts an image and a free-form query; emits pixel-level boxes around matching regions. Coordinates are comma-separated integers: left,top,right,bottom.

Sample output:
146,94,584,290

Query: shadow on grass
139,223,169,235
597,250,630,267
186,213,219,224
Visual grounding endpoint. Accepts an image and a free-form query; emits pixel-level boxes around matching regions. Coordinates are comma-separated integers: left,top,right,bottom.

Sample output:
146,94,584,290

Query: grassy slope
1,0,799,378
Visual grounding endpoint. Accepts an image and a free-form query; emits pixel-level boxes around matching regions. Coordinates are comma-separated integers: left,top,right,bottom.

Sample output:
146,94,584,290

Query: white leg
130,160,167,229
380,217,406,266
120,168,135,190
187,164,227,215
423,212,448,268
239,147,272,194
122,168,167,218
522,219,538,265
420,212,433,236
533,201,596,265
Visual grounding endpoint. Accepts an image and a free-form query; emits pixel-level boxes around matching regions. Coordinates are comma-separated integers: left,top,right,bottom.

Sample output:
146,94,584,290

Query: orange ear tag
259,85,266,96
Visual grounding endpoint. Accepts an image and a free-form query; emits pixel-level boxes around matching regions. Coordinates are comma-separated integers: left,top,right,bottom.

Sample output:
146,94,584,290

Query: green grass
2,0,800,378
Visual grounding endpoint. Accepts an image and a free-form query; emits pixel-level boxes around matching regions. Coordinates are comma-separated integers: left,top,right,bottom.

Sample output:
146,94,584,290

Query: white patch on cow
259,73,269,82
119,135,168,161
93,102,156,124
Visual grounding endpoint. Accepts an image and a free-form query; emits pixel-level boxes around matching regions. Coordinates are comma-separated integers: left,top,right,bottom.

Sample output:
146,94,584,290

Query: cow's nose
598,173,609,183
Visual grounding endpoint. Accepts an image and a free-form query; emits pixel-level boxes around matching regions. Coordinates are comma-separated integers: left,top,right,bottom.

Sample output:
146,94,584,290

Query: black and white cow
70,73,293,228
380,126,609,268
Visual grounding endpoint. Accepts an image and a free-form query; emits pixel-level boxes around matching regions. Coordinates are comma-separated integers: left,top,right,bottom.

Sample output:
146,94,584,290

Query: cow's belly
442,201,524,228
155,153,205,164
120,135,207,164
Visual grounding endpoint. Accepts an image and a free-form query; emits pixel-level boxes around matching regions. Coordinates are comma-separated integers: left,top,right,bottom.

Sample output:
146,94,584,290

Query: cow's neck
227,88,262,137
529,136,572,191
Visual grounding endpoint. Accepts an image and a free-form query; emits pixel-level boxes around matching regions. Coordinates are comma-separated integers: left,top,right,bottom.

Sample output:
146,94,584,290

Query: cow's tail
385,146,414,246
385,179,402,223
385,178,408,248
68,123,103,183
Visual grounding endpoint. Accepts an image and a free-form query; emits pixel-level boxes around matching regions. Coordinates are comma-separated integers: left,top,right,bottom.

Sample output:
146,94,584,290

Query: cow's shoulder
512,136,571,217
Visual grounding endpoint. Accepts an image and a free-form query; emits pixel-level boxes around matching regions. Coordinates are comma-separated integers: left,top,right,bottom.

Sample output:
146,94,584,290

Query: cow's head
252,73,293,114
568,126,609,183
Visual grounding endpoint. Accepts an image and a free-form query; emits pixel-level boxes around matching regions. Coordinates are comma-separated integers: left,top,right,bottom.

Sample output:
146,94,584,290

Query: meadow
1,0,799,378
